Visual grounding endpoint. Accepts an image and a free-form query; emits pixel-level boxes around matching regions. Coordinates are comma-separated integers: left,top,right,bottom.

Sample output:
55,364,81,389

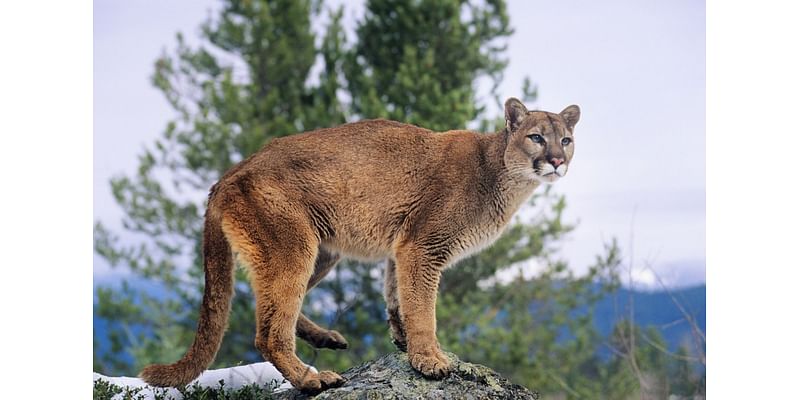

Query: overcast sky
94,0,704,288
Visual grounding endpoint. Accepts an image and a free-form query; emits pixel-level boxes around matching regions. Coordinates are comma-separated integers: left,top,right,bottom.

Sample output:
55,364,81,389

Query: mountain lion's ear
560,105,581,131
504,97,529,132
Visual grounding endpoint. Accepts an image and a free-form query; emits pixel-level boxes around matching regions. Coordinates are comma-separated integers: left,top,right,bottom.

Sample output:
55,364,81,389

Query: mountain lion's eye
561,137,572,146
528,134,544,144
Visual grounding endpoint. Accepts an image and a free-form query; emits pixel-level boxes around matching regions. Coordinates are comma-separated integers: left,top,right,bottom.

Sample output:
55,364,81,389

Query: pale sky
94,0,705,288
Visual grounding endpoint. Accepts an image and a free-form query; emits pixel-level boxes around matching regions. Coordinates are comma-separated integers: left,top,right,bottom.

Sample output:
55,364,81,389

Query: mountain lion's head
503,98,580,184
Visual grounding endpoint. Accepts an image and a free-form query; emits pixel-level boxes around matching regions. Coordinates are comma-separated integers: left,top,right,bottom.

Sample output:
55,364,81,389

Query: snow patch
93,362,300,399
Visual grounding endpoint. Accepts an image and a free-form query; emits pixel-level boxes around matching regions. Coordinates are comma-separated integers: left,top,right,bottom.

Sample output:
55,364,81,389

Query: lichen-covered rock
274,352,539,400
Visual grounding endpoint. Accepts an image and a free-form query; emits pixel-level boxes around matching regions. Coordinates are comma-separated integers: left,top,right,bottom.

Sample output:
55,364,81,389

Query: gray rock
274,352,539,400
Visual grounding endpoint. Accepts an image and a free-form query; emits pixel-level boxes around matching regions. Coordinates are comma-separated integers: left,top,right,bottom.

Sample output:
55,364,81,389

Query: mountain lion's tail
139,210,234,387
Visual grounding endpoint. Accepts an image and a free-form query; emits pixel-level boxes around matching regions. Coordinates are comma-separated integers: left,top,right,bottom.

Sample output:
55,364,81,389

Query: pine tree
344,0,513,131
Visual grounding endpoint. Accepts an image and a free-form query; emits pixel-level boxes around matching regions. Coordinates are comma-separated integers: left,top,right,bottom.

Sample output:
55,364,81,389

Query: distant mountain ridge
592,284,705,352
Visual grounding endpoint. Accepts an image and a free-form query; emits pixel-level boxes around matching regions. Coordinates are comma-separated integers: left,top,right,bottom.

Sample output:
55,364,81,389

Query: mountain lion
139,98,581,393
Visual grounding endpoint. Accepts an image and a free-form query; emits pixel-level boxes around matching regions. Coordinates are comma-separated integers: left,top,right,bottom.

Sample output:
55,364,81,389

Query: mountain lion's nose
550,158,565,167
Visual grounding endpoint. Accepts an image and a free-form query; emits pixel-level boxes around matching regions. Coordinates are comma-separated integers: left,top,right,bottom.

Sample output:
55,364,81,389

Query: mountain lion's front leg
395,245,451,378
383,259,407,351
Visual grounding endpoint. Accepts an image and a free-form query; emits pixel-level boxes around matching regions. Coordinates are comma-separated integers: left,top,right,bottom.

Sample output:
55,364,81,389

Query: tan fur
139,98,580,393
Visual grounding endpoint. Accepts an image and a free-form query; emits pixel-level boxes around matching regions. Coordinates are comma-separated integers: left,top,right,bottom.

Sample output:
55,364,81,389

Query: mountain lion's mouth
533,162,567,183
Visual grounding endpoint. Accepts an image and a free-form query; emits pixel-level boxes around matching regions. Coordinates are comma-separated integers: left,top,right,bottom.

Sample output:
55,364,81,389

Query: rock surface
274,352,539,400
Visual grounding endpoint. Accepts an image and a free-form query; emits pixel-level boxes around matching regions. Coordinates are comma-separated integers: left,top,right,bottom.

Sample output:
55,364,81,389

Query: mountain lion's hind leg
395,244,451,379
297,314,348,350
296,248,348,350
383,259,407,351
222,203,344,394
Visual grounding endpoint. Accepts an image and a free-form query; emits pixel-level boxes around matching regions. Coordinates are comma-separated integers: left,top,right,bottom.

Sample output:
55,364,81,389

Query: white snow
93,362,303,400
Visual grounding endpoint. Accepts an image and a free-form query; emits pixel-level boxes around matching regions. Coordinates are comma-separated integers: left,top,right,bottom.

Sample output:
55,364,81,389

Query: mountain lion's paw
315,329,349,350
319,370,346,387
409,349,451,379
296,370,345,394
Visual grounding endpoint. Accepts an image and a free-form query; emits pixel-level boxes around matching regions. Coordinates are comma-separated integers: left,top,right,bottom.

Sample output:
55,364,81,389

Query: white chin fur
533,173,560,183
532,163,566,183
